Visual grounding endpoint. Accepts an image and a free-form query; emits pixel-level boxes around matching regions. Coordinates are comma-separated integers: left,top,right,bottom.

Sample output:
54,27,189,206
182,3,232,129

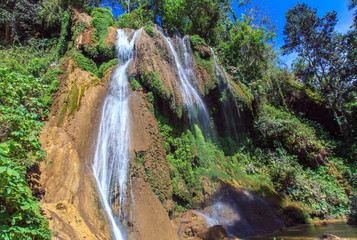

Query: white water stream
157,28,214,138
211,48,240,141
92,29,141,240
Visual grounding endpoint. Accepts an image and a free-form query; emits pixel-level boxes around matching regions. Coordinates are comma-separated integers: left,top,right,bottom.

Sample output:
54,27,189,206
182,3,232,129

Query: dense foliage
0,41,57,239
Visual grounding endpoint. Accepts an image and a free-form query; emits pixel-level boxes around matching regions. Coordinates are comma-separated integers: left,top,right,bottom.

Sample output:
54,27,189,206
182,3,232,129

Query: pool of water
246,221,357,240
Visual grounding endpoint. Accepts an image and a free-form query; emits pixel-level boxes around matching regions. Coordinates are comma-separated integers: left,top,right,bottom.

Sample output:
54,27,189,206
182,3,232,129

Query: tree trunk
5,21,10,43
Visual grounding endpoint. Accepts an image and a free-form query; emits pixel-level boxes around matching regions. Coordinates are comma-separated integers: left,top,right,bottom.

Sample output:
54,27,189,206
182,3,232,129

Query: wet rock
314,233,343,240
177,210,209,239
196,225,229,240
194,185,285,238
195,44,212,59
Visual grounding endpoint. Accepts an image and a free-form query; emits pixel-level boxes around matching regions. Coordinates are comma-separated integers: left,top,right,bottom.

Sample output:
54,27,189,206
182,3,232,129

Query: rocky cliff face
39,14,284,240
39,58,113,239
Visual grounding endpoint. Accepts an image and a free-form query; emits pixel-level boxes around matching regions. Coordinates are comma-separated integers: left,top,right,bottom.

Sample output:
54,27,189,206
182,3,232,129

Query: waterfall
157,28,215,139
210,48,240,142
92,29,141,240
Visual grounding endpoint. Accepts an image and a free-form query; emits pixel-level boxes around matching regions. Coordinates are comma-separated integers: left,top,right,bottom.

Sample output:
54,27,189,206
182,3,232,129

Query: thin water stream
210,48,240,142
157,28,215,138
92,29,141,240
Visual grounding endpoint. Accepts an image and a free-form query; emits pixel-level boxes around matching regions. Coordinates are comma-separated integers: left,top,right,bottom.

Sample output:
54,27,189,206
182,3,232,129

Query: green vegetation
98,59,118,78
190,35,206,47
0,40,56,239
74,51,99,76
91,8,114,46
1,0,356,234
140,70,170,99
193,51,216,94
0,145,51,239
137,70,183,118
56,11,71,57
129,76,143,91
117,8,153,29
145,21,154,37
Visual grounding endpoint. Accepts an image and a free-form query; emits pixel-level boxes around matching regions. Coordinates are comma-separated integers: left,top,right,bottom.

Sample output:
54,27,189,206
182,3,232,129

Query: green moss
193,51,217,93
157,44,169,61
229,79,254,108
139,70,183,118
136,151,146,165
79,84,87,104
146,91,154,113
57,103,68,126
68,86,79,115
90,76,101,85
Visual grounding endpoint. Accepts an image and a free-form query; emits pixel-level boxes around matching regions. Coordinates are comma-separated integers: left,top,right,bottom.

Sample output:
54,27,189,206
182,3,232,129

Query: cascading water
92,29,141,240
157,28,215,138
211,48,240,142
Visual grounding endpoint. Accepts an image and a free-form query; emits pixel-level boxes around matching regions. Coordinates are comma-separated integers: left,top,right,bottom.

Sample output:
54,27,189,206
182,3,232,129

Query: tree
218,15,276,84
282,3,357,141
0,0,41,43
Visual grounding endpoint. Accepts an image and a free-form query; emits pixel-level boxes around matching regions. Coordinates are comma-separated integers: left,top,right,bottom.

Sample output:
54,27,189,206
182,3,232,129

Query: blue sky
234,0,354,66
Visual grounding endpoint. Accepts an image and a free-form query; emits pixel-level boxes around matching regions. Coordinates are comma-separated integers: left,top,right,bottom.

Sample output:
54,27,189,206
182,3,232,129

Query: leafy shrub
117,8,154,29
43,67,63,85
0,143,51,239
255,105,329,167
56,11,70,57
0,144,51,239
91,8,114,46
98,59,118,78
191,35,206,47
129,76,142,91
0,42,55,238
140,70,169,99
0,68,49,164
74,52,98,76
83,44,117,63
145,21,154,37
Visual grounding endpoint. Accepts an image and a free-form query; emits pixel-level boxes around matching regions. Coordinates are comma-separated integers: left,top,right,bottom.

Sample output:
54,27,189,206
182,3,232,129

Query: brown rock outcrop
196,225,229,240
128,27,184,106
128,178,179,240
40,59,114,239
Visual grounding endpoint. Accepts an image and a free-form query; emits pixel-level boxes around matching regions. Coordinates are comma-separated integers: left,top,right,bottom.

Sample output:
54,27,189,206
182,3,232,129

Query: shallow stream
246,221,357,240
